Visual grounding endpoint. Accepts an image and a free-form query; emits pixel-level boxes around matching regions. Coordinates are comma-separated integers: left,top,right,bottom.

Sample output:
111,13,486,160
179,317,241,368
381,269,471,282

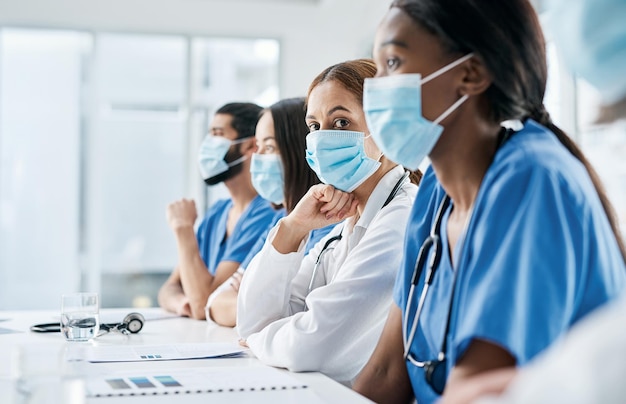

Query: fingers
338,198,359,220
168,198,196,214
166,198,198,229
178,301,192,317
317,185,355,220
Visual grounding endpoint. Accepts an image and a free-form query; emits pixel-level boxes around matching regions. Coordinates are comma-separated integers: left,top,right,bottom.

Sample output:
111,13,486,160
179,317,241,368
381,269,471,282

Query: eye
308,122,320,132
333,118,350,129
386,56,400,71
265,144,276,153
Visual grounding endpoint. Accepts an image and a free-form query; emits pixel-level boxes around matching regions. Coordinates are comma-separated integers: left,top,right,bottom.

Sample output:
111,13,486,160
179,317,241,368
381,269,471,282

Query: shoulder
206,198,232,215
237,196,276,234
484,120,593,209
198,199,230,228
245,196,276,220
249,195,274,211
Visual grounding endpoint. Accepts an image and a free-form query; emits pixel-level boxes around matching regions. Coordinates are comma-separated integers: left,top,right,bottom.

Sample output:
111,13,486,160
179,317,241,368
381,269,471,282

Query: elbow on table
255,342,324,374
189,301,207,320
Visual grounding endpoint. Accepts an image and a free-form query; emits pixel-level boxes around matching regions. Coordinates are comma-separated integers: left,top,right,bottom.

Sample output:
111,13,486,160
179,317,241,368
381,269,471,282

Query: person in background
438,0,626,402
237,59,420,385
353,0,626,402
205,97,335,327
158,102,275,320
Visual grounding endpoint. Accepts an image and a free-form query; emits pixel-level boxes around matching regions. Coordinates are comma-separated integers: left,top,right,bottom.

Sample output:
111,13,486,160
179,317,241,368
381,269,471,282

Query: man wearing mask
158,102,275,320
441,1,626,403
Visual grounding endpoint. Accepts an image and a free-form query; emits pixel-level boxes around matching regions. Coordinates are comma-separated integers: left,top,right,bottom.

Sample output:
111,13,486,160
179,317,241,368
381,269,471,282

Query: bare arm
166,199,239,320
440,367,517,404
353,305,414,404
209,288,239,327
157,268,191,317
442,339,516,401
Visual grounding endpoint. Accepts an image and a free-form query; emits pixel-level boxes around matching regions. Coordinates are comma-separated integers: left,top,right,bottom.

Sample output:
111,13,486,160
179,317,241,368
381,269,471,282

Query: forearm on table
246,315,327,373
237,245,305,337
174,226,215,318
208,289,238,327
157,279,186,313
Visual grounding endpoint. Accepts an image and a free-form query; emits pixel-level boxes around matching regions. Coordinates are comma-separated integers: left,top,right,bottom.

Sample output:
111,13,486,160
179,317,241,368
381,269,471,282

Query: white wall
0,0,391,98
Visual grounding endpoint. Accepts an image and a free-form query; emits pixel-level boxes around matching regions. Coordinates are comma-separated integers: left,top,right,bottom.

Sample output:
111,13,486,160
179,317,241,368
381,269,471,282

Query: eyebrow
306,105,351,121
379,39,409,49
328,105,351,115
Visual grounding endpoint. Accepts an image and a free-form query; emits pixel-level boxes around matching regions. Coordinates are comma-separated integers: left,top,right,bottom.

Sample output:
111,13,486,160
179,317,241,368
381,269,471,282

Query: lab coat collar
351,165,407,232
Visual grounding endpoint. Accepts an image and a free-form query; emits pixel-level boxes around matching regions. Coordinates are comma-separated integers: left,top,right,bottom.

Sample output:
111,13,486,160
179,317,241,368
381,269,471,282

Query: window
0,28,279,309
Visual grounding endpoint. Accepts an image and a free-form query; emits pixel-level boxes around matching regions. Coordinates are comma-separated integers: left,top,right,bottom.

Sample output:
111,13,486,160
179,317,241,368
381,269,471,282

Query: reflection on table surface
0,308,373,403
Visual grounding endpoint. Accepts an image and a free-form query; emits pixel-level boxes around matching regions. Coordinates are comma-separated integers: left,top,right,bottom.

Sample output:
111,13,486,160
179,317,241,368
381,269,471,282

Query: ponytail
530,105,626,263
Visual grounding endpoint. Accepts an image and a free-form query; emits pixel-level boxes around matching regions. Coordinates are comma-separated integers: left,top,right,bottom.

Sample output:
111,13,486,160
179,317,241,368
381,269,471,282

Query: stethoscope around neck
401,126,515,395
304,170,411,310
403,195,451,363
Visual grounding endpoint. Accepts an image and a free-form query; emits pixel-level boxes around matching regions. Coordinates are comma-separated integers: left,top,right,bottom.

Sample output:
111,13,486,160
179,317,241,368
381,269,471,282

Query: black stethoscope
305,170,411,308
402,194,453,395
31,312,145,336
401,127,514,395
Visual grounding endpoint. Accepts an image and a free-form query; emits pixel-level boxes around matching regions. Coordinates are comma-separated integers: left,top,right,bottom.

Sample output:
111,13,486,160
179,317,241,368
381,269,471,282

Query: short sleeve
196,200,228,267
220,196,275,264
451,165,587,365
240,209,285,270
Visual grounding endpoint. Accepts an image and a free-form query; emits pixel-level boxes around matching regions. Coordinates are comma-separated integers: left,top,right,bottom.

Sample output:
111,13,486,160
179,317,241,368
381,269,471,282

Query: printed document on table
86,366,313,398
77,343,245,363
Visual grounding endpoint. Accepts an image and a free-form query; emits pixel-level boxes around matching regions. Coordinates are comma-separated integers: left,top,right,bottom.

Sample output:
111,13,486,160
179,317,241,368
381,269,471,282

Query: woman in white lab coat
236,58,420,385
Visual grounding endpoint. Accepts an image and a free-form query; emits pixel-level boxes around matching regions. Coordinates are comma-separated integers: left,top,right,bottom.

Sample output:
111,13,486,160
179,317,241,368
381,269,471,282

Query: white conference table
0,308,373,403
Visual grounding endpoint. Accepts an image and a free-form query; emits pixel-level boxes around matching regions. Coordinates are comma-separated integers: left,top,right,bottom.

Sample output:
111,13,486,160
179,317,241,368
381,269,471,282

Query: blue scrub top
394,120,626,403
239,208,336,270
196,195,275,275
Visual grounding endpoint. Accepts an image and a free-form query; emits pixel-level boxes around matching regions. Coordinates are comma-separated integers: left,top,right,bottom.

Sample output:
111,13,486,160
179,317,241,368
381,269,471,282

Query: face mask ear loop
421,53,474,85
227,154,248,168
229,136,255,145
433,94,469,125
364,133,384,162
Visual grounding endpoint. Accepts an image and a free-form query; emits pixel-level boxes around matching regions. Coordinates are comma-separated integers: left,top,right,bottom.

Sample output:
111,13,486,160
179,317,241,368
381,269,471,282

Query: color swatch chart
86,366,309,397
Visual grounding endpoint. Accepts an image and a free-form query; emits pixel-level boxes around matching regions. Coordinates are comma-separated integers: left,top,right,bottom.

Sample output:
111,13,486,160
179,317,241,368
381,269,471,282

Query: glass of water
61,293,99,342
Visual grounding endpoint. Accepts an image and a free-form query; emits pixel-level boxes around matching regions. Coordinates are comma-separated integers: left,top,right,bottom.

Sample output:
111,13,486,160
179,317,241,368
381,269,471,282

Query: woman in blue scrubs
205,98,334,326
353,0,626,403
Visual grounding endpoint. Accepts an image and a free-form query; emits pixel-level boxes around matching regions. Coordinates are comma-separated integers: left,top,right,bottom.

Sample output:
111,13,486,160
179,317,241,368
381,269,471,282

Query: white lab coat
237,165,417,384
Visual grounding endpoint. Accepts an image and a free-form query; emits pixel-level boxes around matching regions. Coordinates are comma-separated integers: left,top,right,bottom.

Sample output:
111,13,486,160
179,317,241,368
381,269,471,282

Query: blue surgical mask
250,153,284,205
547,0,626,105
306,130,381,192
198,135,250,181
363,54,473,170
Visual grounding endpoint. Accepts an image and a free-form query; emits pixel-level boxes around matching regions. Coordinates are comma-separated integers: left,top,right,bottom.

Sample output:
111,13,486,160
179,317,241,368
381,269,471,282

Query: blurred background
0,0,624,309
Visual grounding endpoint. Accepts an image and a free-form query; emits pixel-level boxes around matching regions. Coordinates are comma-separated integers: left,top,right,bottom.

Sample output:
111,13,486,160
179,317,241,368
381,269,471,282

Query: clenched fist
166,199,198,231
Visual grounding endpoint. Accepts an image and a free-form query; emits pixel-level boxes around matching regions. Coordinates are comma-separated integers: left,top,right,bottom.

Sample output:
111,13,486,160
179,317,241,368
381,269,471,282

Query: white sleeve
238,201,411,382
236,220,314,338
